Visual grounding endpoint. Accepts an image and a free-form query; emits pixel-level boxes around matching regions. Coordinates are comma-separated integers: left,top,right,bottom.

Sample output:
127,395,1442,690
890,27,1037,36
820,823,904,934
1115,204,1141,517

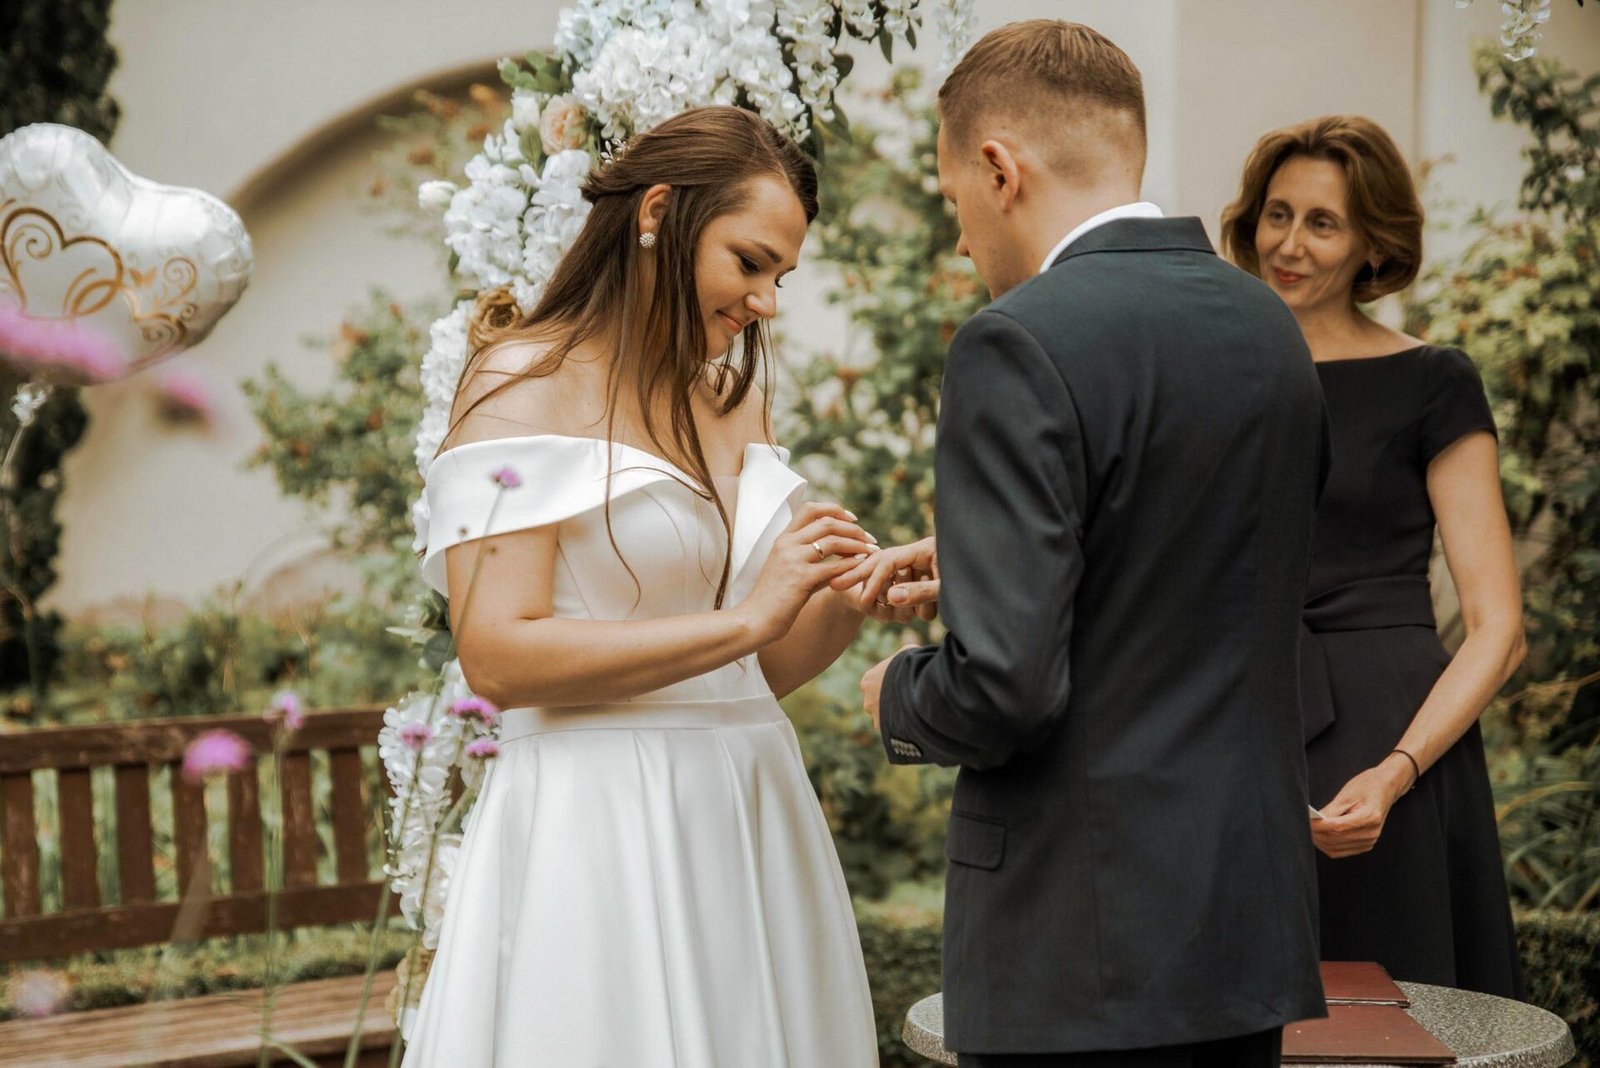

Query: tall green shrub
1408,47,1599,742
0,0,120,696
242,294,430,603
1407,46,1600,910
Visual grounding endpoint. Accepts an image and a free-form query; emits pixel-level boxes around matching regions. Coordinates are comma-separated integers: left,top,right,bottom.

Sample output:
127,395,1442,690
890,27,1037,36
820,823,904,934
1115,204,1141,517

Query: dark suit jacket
880,217,1329,1054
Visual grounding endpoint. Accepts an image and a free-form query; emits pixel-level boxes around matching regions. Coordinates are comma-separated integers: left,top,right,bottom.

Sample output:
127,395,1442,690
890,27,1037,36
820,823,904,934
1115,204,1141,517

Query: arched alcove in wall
52,59,500,619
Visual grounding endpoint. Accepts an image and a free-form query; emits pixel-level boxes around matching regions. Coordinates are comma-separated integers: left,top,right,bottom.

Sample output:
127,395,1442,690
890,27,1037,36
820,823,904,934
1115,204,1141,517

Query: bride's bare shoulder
442,338,606,451
702,364,774,449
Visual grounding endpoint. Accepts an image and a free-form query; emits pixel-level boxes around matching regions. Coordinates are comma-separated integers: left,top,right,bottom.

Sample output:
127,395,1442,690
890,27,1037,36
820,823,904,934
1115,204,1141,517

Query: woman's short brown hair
1221,115,1422,304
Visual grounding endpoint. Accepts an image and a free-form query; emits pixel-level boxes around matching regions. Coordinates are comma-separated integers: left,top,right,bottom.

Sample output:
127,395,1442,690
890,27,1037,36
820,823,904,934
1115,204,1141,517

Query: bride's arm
445,504,873,708
445,525,766,707
756,589,864,700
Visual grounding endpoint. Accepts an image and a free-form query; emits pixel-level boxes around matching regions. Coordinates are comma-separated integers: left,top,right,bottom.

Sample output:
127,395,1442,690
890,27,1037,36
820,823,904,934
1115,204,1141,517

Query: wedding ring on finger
812,541,827,561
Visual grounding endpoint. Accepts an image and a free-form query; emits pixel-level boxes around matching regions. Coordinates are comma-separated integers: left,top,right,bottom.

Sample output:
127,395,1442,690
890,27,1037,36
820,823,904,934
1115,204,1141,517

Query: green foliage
1406,45,1600,911
32,593,420,725
1517,908,1600,1064
367,87,514,247
1497,733,1600,911
785,650,949,899
775,73,985,898
241,294,429,602
0,0,120,694
856,900,943,1067
784,70,985,550
0,375,86,692
1408,46,1600,744
0,0,120,142
0,926,412,1021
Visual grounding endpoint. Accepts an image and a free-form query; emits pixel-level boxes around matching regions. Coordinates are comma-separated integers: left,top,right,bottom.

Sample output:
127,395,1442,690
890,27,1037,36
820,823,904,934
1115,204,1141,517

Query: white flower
778,0,842,116
442,171,529,291
574,24,724,140
417,180,456,213
880,0,916,38
930,0,977,69
1487,0,1552,59
539,94,590,155
380,660,499,945
510,89,543,133
839,0,879,38
414,299,474,476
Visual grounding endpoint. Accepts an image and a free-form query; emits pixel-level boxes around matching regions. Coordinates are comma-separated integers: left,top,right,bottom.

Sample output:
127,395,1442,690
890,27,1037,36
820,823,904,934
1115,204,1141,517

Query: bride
402,106,882,1066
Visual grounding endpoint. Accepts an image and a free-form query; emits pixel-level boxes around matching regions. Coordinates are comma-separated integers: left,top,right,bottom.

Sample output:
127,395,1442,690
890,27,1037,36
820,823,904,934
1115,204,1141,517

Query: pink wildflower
447,696,500,726
152,367,214,429
465,738,500,761
9,969,70,1018
265,690,306,732
0,307,125,385
181,729,252,783
399,721,434,751
490,465,522,489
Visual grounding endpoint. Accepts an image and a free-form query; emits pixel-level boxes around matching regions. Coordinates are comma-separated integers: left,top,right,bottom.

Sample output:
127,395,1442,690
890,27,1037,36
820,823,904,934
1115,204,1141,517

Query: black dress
1302,344,1523,998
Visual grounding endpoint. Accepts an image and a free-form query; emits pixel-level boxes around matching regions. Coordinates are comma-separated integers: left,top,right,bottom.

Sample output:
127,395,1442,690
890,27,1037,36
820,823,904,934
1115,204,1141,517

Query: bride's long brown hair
447,106,818,607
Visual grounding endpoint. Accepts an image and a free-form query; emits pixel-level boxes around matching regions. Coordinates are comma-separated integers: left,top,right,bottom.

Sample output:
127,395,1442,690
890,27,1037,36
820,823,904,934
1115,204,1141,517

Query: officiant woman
1223,114,1525,998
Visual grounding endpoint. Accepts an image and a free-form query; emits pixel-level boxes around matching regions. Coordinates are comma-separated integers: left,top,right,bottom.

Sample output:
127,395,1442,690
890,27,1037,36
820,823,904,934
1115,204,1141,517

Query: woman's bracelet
1389,747,1421,793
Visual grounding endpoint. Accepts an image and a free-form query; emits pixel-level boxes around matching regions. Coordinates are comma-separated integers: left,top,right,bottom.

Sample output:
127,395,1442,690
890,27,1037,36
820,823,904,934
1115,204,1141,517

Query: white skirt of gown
399,694,880,1067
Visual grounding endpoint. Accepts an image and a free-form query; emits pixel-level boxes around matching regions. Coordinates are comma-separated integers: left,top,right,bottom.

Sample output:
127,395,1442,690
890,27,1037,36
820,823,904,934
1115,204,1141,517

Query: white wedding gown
403,434,879,1067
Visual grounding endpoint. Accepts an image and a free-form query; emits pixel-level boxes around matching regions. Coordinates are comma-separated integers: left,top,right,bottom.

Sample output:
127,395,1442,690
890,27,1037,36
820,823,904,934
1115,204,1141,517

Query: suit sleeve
879,310,1086,771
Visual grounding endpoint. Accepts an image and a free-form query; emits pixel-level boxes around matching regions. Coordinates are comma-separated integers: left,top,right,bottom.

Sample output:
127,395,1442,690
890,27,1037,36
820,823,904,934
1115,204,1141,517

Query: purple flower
490,465,522,489
447,696,500,726
265,690,306,732
465,738,500,761
399,721,434,751
0,307,125,385
181,729,252,783
9,970,70,1018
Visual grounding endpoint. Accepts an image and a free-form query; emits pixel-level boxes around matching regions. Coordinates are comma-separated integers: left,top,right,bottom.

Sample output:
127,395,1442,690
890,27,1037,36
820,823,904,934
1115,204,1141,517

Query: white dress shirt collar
1038,201,1165,274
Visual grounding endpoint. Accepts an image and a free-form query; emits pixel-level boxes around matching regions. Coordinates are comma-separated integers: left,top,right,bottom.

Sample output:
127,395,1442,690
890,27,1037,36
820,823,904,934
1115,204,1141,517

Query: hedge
2,908,1592,1066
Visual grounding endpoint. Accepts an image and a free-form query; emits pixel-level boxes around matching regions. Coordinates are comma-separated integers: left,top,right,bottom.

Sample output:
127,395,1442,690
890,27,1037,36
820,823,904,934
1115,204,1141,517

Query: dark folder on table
1281,962,1456,1065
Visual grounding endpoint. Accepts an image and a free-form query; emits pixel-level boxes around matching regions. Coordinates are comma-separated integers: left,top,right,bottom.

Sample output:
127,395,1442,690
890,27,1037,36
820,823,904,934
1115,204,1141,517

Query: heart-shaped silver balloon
0,123,253,373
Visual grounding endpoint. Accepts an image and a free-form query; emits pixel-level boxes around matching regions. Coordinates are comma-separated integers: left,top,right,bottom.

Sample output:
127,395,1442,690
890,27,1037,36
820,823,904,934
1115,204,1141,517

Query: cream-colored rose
539,95,588,155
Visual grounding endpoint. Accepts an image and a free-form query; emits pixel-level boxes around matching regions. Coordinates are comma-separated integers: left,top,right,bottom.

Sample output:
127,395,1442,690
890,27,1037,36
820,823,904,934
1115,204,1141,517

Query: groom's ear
978,140,1022,211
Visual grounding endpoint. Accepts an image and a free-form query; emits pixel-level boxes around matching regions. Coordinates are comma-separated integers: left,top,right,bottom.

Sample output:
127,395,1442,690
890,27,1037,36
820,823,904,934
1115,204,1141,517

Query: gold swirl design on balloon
122,256,198,369
0,200,199,368
0,203,125,318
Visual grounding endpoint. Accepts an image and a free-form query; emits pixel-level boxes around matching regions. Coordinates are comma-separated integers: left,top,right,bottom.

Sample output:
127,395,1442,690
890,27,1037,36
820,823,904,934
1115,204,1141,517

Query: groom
851,21,1328,1067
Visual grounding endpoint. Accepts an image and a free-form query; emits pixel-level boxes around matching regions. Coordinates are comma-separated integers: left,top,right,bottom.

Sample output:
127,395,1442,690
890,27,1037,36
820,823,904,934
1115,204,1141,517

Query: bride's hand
738,502,878,643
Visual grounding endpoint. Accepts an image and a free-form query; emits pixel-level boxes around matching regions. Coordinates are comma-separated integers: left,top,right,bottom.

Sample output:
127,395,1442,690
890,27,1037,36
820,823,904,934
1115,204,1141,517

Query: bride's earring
639,231,657,250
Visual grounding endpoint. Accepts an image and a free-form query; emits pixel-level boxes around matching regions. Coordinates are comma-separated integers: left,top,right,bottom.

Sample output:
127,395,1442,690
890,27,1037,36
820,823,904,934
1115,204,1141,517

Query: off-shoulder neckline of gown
433,432,782,483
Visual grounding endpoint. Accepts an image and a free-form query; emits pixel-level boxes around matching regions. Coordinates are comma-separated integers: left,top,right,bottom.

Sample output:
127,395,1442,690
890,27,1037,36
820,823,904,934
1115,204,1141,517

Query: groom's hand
832,536,939,623
861,635,921,731
859,650,899,732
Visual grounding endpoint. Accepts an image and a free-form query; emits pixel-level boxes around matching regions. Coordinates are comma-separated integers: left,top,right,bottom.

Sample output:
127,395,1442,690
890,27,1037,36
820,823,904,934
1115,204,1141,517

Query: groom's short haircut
939,20,1146,180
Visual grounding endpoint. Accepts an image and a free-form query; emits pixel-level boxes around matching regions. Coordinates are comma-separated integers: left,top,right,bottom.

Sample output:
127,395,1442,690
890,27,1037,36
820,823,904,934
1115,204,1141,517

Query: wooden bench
0,707,403,1066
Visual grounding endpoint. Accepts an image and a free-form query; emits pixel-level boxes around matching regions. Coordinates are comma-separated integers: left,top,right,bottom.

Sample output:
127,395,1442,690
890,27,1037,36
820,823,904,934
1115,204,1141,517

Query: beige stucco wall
46,0,1600,613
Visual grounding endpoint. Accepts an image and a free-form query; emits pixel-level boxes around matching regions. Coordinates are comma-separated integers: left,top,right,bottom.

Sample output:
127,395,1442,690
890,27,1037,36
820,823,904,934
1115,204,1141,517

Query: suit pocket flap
945,813,1005,870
